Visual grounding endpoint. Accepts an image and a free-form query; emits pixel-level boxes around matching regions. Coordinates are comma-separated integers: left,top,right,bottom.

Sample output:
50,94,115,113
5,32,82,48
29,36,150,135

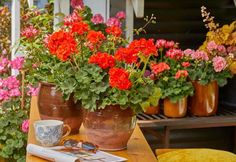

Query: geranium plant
146,39,194,103
43,7,160,113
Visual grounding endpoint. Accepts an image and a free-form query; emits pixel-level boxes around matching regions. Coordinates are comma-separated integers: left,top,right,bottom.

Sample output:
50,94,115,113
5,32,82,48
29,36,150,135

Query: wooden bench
137,107,236,150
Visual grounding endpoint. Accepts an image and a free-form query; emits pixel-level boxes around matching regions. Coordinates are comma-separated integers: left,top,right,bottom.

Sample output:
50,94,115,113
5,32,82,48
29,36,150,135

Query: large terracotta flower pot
83,105,136,151
190,81,219,116
164,97,187,118
37,82,83,134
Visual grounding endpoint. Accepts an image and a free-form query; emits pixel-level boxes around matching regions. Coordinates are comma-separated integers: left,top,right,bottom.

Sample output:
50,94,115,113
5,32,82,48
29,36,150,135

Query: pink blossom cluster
183,49,195,57
188,50,209,61
64,11,81,26
0,56,25,74
106,11,126,27
207,41,226,55
91,14,104,25
21,119,29,133
166,49,184,60
155,39,175,49
21,26,39,38
27,85,39,96
212,56,227,72
0,76,21,101
70,0,84,9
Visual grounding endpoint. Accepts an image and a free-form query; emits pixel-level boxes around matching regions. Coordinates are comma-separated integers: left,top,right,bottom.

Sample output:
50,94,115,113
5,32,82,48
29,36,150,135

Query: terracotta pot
145,105,160,115
37,82,83,134
163,97,187,118
190,81,219,116
83,105,136,151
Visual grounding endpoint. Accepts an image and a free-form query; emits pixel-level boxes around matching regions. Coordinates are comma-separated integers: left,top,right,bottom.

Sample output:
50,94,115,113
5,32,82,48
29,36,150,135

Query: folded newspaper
27,144,127,162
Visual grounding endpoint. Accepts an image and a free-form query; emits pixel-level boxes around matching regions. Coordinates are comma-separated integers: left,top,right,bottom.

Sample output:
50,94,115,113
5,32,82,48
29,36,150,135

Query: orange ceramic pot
163,97,187,118
83,105,136,151
145,105,160,115
190,81,219,116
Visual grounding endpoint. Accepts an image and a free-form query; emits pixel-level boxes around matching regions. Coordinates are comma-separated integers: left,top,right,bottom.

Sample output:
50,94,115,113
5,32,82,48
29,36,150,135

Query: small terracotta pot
83,105,136,151
189,81,219,116
163,97,187,118
145,105,160,115
38,82,83,134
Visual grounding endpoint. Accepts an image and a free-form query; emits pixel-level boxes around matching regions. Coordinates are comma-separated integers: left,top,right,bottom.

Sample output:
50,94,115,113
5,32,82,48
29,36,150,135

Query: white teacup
34,120,71,147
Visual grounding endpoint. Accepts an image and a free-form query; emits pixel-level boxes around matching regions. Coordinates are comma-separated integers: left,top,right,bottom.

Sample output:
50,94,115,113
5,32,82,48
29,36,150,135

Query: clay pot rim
39,82,56,87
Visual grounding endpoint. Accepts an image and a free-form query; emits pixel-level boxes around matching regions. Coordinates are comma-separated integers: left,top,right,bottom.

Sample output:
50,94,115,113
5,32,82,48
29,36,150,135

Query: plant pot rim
39,82,55,87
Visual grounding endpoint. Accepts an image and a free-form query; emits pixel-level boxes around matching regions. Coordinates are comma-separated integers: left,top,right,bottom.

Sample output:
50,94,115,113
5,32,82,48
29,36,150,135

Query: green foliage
0,107,28,162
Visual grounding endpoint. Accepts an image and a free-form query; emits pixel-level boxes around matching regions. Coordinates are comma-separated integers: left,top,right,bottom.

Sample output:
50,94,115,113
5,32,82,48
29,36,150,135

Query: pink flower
217,45,226,54
8,88,21,97
10,56,24,70
106,17,121,27
155,39,167,49
70,0,84,9
91,14,104,25
182,62,191,67
4,76,20,89
166,49,184,60
21,26,39,38
32,63,38,68
191,50,209,61
183,49,195,57
212,56,227,72
207,41,218,51
165,41,175,49
0,89,9,101
116,11,126,19
175,70,188,79
227,46,236,53
64,11,81,26
21,119,29,133
27,85,39,96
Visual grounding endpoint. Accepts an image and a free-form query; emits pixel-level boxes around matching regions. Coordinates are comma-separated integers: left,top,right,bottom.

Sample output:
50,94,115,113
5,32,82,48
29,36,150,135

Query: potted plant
199,6,236,109
19,6,84,134
42,5,160,150
147,39,194,118
184,46,232,116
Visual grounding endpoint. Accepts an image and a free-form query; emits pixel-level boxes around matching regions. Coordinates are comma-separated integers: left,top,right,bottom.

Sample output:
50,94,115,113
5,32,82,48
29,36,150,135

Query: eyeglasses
63,139,98,153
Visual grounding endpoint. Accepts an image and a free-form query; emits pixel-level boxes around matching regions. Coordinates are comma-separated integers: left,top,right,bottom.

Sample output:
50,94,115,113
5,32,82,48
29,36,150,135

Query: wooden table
26,97,157,162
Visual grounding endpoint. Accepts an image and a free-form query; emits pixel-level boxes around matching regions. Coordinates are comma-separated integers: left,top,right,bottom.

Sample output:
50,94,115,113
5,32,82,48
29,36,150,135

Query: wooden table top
26,97,157,162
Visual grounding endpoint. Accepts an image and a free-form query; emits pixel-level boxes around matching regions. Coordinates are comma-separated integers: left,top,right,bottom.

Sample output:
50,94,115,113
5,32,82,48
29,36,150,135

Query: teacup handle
62,124,71,138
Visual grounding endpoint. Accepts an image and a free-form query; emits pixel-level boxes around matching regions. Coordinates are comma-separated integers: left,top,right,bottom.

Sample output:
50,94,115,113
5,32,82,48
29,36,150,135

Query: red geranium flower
47,30,77,61
106,26,122,37
166,49,184,60
89,52,115,69
129,38,157,57
151,62,170,75
175,70,188,79
71,21,89,35
109,67,132,90
87,30,106,44
182,62,191,67
114,47,138,64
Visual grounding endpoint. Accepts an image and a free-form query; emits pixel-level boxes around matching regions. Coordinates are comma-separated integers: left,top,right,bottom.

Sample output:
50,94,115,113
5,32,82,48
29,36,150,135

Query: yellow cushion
157,149,236,162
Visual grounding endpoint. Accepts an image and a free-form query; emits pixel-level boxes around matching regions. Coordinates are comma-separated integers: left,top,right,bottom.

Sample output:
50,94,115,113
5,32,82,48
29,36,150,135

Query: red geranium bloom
89,52,115,69
175,70,188,79
71,21,89,35
182,62,191,67
87,30,106,44
105,26,122,37
109,67,132,90
47,30,77,61
151,62,170,75
114,47,138,64
129,38,157,57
